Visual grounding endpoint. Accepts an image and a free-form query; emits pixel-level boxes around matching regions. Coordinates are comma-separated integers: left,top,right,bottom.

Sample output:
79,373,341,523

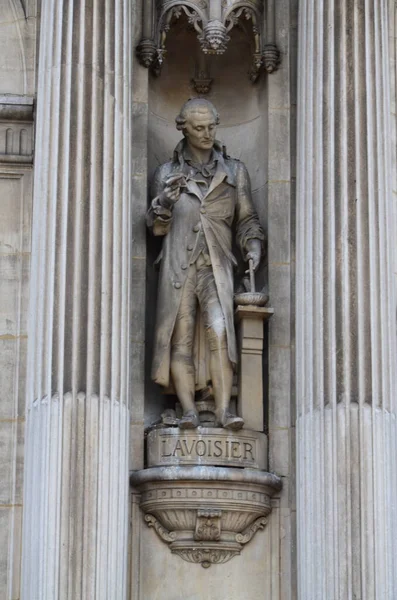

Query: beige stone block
130,421,145,470
277,474,292,509
0,508,8,595
236,306,273,432
238,350,264,430
268,181,291,265
0,421,15,504
268,346,291,428
139,512,278,600
0,337,27,419
0,171,32,255
221,117,266,191
0,506,23,600
0,339,18,420
268,51,291,110
0,508,10,593
268,109,291,181
268,265,291,347
0,421,24,504
0,4,36,95
279,507,297,600
10,505,22,600
147,427,267,470
268,428,290,477
14,420,24,504
0,253,30,337
0,418,23,505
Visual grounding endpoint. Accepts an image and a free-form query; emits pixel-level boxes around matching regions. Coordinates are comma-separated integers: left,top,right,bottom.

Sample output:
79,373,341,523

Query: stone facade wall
0,1,395,598
390,0,397,326
0,2,36,598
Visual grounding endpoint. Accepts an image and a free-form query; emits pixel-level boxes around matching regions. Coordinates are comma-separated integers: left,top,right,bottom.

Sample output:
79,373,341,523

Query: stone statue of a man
147,98,264,431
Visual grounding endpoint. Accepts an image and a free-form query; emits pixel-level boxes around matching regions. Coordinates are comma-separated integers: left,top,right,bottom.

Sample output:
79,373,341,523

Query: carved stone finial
136,38,158,69
200,20,230,54
191,74,213,95
263,43,281,74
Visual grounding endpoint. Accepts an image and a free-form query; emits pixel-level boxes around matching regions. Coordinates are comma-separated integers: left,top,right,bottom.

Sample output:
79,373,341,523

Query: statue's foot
215,410,244,431
178,410,200,429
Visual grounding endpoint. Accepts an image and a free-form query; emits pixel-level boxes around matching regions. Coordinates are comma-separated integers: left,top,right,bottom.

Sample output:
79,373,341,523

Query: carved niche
136,0,281,82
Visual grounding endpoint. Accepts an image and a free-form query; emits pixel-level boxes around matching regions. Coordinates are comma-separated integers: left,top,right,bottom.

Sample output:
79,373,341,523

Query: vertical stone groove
297,0,397,598
22,0,132,598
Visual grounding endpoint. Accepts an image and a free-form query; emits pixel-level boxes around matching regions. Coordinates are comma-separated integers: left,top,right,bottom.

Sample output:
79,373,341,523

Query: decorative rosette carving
200,20,230,54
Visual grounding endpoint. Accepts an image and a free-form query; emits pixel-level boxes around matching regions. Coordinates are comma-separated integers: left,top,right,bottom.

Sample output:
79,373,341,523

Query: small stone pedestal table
235,306,274,432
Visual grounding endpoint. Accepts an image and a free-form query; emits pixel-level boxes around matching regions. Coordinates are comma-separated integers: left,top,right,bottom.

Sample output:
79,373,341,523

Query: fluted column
296,1,397,599
21,1,132,598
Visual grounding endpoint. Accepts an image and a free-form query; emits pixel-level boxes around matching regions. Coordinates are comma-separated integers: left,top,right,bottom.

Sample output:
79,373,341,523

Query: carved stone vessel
130,465,282,568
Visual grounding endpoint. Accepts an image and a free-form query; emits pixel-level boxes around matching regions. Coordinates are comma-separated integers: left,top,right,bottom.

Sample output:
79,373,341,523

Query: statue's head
176,98,219,153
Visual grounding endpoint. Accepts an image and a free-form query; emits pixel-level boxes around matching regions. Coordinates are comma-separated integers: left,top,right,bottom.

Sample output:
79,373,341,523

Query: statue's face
184,108,217,152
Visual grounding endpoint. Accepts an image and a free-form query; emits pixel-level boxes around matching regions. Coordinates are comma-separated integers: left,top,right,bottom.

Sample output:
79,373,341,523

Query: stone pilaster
21,1,132,598
296,1,397,598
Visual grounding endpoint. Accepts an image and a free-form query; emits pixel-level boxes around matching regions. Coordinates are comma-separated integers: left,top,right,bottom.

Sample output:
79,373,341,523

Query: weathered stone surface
147,427,267,469
296,0,397,597
0,91,34,600
131,465,281,569
236,306,274,432
21,1,133,598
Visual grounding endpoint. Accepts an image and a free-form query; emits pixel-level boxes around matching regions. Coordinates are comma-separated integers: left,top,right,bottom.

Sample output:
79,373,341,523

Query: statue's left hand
245,239,262,271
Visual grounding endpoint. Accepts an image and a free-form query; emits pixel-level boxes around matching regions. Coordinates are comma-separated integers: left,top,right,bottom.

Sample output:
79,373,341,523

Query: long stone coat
147,140,264,388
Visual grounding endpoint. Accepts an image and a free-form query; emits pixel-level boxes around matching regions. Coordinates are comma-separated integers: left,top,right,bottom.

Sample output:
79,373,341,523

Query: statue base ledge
130,466,282,567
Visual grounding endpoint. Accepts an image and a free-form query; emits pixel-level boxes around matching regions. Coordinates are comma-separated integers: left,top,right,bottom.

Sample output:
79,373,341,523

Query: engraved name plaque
147,427,267,470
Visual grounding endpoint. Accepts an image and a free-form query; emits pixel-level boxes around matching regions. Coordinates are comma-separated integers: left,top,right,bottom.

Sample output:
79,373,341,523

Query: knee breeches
171,259,227,360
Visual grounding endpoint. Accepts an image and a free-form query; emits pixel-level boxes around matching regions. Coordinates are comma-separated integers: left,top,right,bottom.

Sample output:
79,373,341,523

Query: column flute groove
21,0,132,598
296,0,397,598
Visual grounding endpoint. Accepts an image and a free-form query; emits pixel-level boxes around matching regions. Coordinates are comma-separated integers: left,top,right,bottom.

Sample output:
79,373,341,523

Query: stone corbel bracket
130,466,282,568
136,0,281,81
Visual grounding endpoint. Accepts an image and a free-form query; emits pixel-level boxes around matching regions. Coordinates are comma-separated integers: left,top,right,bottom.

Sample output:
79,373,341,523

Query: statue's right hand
160,174,186,207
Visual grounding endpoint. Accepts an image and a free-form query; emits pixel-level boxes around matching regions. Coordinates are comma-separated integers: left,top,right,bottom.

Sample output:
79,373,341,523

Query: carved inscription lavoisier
147,428,267,469
161,436,254,461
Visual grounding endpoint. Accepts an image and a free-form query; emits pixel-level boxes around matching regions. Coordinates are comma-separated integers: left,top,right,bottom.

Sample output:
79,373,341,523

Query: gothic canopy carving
137,0,280,82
